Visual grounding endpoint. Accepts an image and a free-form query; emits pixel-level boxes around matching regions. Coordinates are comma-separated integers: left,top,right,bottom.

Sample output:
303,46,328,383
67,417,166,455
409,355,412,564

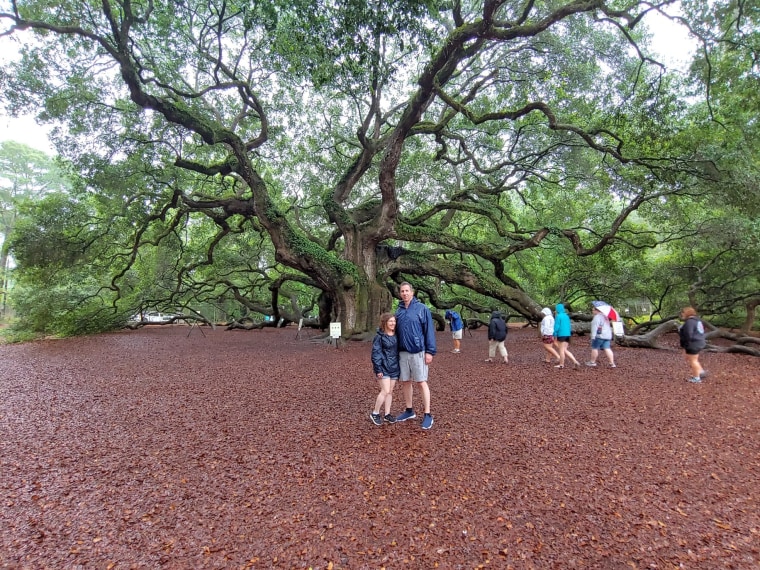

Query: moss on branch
287,229,360,281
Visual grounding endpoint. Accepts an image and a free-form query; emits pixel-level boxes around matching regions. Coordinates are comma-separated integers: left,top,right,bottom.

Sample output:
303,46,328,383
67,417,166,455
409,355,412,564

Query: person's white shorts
399,351,428,382
452,330,463,340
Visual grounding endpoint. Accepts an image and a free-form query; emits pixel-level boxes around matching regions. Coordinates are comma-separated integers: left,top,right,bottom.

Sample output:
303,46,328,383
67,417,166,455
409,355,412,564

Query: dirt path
1,326,758,568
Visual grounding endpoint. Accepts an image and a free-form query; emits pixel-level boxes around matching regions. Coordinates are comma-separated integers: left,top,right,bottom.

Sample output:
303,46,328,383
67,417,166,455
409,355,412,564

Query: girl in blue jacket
370,313,399,425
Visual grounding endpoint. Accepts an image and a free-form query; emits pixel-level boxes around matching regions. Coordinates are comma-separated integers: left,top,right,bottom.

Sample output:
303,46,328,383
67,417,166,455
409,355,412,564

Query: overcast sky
0,114,54,153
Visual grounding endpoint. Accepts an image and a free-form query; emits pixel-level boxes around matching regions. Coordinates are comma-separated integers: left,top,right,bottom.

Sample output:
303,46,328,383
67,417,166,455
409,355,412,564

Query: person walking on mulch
586,306,617,368
444,309,464,353
539,307,561,364
679,306,708,383
553,303,580,369
485,310,508,364
370,312,399,426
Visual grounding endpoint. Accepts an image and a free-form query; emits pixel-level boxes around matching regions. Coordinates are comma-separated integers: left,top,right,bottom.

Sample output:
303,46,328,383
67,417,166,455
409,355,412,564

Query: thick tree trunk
0,243,9,317
328,277,393,337
323,236,395,337
742,299,759,333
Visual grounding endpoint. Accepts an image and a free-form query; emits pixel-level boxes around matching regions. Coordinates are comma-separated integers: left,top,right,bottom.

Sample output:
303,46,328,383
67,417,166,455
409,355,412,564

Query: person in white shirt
539,307,561,364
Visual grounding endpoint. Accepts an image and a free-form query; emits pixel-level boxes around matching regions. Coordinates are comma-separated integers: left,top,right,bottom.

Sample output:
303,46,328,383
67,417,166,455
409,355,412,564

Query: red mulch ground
1,325,758,569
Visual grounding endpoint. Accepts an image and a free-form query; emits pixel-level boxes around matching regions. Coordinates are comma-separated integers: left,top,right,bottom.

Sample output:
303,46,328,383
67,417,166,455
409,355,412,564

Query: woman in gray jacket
586,307,616,368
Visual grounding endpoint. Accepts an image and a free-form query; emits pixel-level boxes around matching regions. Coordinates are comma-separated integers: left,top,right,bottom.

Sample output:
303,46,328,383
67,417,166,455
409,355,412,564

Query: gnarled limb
706,344,760,356
704,329,760,356
615,320,679,348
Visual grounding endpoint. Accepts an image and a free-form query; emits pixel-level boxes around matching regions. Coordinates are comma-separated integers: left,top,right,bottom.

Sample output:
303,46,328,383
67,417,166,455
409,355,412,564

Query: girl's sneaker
384,414,397,424
687,376,702,383
369,412,383,425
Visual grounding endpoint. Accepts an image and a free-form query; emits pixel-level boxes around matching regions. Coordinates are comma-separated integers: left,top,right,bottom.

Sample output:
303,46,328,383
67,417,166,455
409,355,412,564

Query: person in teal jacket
552,303,580,369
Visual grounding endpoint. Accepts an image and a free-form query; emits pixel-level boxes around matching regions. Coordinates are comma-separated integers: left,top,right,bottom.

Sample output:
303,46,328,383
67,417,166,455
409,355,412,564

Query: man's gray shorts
399,351,428,382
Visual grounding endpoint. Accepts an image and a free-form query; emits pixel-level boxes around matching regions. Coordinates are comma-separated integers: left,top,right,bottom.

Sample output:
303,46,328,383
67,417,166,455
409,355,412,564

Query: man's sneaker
396,409,416,422
421,413,434,430
585,361,597,367
451,349,461,353
369,412,383,426
384,414,397,424
688,376,702,383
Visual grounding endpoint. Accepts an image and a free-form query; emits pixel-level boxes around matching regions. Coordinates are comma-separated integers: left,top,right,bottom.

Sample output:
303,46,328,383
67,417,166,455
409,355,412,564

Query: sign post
329,322,342,348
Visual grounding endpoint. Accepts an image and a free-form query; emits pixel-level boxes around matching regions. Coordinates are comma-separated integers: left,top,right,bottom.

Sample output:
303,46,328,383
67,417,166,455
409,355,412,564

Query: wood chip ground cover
1,326,758,569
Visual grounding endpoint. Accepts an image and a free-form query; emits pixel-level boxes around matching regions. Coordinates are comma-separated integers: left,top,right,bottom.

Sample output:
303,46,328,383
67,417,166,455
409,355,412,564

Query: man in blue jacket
444,309,464,353
395,282,437,429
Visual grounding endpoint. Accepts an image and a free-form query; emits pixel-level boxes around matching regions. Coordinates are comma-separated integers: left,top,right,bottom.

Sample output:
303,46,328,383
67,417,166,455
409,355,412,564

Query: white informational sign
329,322,342,339
612,321,625,337
298,318,304,331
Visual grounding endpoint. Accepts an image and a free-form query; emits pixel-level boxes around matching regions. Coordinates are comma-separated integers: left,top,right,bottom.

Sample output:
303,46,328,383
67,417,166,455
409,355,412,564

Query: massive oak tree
0,0,725,334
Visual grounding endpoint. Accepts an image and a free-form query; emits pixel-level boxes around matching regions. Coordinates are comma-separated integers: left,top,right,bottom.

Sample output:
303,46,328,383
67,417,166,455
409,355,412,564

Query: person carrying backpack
485,311,508,364
679,306,708,383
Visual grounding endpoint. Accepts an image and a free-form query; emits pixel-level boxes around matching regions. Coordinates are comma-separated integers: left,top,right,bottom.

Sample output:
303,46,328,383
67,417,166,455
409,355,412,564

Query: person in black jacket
370,313,399,425
485,311,508,363
679,306,708,383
